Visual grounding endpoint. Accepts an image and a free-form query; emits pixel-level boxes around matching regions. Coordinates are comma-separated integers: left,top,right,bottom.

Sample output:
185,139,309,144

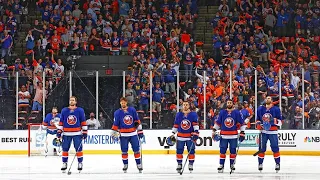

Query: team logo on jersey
224,117,235,128
67,115,77,125
180,119,191,130
262,113,272,122
123,115,133,125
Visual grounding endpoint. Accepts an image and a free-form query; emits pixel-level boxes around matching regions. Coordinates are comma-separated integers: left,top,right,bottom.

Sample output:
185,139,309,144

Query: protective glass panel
1,73,14,129
98,70,124,129
72,70,97,129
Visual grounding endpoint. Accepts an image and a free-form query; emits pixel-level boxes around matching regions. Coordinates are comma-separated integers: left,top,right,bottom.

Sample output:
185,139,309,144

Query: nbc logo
304,136,320,143
304,137,311,143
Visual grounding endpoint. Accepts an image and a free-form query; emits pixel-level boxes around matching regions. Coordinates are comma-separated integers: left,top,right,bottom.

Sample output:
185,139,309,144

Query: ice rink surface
0,155,319,180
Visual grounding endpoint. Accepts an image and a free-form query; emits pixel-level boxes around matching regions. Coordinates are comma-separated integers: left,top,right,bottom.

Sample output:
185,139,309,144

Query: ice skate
258,164,263,172
230,165,235,171
275,164,280,173
78,162,83,172
61,162,67,173
123,164,128,173
137,164,143,173
217,164,224,173
176,164,182,173
188,164,193,172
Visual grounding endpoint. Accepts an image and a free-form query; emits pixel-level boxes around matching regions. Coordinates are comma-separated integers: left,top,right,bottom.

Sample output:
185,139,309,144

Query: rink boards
0,130,320,155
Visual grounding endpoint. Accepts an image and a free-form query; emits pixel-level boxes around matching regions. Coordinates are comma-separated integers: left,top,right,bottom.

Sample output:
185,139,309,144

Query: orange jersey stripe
119,127,136,133
63,127,81,132
81,121,87,126
220,130,238,135
111,125,119,131
177,132,192,137
48,126,56,130
42,122,48,126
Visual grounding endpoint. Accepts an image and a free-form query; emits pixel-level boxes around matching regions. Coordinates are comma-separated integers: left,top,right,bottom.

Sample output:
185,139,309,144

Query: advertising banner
0,130,320,155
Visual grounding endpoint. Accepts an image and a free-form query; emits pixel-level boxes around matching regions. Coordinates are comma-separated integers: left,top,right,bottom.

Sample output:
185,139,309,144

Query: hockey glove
256,121,263,130
239,131,245,142
82,131,88,139
212,129,220,142
138,130,144,140
111,130,120,142
191,132,199,142
57,129,62,138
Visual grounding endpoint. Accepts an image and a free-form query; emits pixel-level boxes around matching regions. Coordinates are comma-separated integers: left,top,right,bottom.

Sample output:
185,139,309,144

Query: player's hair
120,97,128,102
70,96,77,102
52,106,58,111
226,99,233,103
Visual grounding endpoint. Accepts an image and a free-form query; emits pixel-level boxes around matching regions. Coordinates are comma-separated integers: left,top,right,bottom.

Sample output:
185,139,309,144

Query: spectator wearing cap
152,82,165,116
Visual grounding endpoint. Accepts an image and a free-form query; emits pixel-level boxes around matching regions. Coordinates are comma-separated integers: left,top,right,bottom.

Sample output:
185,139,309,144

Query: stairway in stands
11,1,39,59
194,6,219,55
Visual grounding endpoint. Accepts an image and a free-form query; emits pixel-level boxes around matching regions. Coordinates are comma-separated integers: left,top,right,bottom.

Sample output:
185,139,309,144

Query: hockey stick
230,140,242,174
253,131,263,156
180,140,195,175
67,139,83,175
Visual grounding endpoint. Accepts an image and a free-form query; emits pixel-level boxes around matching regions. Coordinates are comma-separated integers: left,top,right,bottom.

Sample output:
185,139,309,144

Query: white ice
0,155,318,180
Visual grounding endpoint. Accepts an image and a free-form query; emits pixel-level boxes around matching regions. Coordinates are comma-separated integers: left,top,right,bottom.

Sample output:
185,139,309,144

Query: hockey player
169,101,199,173
42,107,61,156
212,99,246,173
111,97,144,173
256,96,282,172
57,96,87,173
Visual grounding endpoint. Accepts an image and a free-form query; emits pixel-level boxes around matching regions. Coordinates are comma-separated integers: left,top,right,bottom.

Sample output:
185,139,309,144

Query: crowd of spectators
2,0,320,130
123,0,320,130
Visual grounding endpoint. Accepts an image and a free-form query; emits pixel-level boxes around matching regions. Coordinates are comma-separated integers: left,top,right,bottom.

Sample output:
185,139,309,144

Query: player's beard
266,101,271,105
121,105,127,110
183,108,190,113
227,105,233,110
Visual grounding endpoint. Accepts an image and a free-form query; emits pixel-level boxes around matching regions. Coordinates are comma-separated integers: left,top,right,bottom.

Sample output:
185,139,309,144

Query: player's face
120,100,128,108
226,101,233,109
266,97,272,105
52,108,58,114
69,97,77,106
182,102,190,111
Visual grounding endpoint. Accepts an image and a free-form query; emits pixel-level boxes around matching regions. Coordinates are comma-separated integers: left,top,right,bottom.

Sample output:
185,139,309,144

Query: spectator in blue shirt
138,83,149,116
119,0,130,17
1,31,13,59
152,82,165,115
163,65,176,93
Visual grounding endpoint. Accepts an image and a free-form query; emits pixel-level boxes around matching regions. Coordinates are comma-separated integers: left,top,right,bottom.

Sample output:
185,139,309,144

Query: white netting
28,124,77,156
28,124,47,156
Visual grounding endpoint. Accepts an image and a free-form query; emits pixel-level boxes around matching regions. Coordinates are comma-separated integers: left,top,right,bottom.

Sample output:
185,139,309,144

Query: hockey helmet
166,136,176,146
52,138,62,147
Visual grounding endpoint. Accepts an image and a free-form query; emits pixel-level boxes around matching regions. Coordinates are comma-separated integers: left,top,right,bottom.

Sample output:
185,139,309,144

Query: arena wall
1,130,320,156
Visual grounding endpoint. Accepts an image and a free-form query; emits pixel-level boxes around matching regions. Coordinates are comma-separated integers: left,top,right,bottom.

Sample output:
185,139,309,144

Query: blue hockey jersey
214,109,246,139
256,105,282,134
59,107,87,136
172,111,199,141
42,113,61,135
112,107,142,137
